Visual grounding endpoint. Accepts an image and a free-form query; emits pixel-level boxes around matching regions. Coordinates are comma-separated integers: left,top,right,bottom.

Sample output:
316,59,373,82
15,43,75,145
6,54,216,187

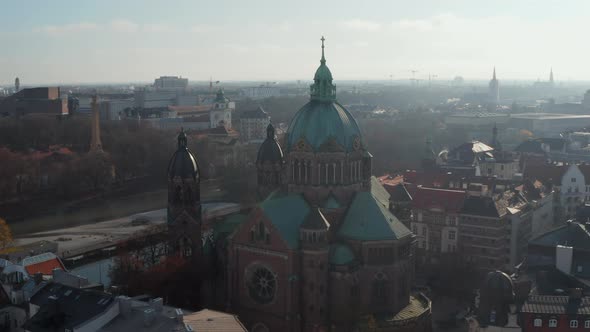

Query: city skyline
2,0,590,84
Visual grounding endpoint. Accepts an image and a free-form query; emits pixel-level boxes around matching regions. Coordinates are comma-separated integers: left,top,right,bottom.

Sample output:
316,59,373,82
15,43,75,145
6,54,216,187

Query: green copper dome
287,37,362,152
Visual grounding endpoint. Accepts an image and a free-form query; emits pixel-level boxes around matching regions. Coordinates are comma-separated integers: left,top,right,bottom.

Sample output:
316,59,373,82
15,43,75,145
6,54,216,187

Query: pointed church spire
177,127,188,149
266,123,275,140
550,67,554,82
493,67,496,80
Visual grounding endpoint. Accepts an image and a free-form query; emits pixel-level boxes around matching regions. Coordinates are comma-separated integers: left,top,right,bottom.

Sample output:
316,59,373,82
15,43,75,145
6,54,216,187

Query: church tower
256,123,284,198
14,77,20,92
488,67,500,105
491,123,502,151
421,137,436,170
90,95,103,153
167,130,202,260
550,67,554,86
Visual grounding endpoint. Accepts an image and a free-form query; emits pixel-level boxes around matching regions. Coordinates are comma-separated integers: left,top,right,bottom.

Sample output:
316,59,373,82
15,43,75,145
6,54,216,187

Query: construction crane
409,70,419,86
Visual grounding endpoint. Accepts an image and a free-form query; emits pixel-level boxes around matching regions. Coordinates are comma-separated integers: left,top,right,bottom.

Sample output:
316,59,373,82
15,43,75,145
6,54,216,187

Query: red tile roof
411,187,466,213
23,253,66,275
24,259,65,275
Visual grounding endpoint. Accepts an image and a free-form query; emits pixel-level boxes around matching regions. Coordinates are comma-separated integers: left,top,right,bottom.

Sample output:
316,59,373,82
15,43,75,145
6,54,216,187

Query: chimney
117,296,132,317
556,245,573,275
175,308,184,323
150,297,163,312
570,288,583,303
143,308,156,327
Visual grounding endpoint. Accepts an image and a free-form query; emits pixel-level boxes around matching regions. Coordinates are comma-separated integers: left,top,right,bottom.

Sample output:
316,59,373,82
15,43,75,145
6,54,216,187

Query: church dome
168,130,199,180
257,123,284,164
286,37,362,153
483,270,514,294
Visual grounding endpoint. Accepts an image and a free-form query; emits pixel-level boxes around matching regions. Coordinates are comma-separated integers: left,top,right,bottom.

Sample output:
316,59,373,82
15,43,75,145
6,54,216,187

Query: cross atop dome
321,36,326,64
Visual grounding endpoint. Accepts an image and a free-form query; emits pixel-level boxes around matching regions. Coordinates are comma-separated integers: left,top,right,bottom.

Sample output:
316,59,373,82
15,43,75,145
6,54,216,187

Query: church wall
230,247,300,332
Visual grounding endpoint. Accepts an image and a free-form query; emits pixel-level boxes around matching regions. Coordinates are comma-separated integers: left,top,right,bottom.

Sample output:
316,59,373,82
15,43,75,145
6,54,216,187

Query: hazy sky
2,0,590,84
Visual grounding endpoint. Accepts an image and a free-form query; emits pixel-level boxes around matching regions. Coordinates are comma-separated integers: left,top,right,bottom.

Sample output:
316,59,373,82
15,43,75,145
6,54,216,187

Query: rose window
248,266,276,304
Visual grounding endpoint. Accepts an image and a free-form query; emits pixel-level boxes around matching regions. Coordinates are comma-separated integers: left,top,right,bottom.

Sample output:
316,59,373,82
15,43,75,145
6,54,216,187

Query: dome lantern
310,36,336,102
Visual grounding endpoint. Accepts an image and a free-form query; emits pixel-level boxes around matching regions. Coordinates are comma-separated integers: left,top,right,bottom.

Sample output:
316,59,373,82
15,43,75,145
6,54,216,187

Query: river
71,257,115,288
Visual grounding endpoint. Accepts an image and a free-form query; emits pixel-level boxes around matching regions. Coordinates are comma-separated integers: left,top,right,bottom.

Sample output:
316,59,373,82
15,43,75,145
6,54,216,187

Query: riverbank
4,179,223,236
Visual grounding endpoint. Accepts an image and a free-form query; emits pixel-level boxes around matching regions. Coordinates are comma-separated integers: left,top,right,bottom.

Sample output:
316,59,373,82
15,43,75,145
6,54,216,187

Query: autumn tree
0,218,13,249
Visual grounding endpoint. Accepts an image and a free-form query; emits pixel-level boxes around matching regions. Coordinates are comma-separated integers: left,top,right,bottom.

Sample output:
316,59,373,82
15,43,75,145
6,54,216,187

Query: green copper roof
259,193,311,249
214,89,228,103
338,185,412,241
286,100,361,152
310,36,336,102
329,243,355,265
286,37,361,152
213,213,248,241
322,194,341,209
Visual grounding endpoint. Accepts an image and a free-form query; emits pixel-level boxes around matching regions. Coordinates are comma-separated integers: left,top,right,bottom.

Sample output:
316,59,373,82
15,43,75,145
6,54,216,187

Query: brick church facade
166,38,430,332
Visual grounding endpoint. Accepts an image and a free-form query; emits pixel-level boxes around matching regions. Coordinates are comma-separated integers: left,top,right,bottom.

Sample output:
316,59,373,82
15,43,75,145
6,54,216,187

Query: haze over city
3,0,590,84
6,2,590,332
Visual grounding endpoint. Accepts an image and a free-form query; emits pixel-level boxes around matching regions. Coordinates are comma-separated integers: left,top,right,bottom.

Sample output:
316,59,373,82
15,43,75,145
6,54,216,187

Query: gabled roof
22,253,66,276
578,164,590,182
412,187,466,213
523,163,568,184
183,309,247,332
338,189,412,242
521,295,590,315
529,222,590,251
461,191,527,218
322,194,341,209
26,283,115,331
240,106,268,119
259,193,311,249
370,176,391,206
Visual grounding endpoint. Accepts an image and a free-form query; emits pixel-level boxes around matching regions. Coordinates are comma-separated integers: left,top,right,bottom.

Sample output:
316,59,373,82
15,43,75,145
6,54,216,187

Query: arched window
371,279,387,305
179,237,192,258
533,319,542,327
549,319,557,327
265,232,270,245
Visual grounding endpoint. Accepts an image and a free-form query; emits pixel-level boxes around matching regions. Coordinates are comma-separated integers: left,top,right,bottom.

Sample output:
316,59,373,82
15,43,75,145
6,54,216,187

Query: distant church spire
550,67,554,83
488,67,500,105
90,94,103,152
14,77,20,92
491,123,502,151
